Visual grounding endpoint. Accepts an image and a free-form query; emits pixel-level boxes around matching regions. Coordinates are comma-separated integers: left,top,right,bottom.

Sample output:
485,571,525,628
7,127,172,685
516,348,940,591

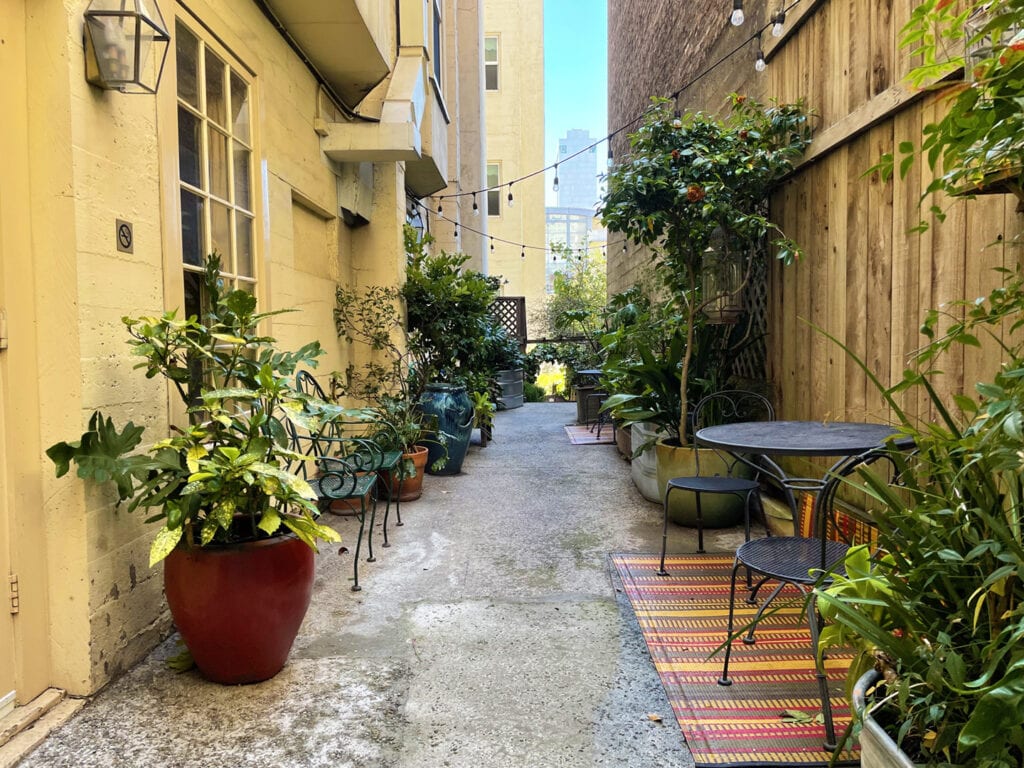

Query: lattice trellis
733,252,768,385
491,296,527,346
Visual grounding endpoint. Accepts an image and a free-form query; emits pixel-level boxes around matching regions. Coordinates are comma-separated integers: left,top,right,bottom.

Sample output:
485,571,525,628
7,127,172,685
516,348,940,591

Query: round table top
696,420,901,457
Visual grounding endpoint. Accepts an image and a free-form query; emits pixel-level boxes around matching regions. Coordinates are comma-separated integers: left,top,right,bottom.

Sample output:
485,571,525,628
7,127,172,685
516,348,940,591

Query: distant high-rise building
556,129,599,210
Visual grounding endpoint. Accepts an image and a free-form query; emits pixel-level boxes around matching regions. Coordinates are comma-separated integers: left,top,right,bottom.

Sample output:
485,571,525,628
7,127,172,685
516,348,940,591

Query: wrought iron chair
658,390,776,574
294,370,404,543
283,414,379,592
717,443,906,750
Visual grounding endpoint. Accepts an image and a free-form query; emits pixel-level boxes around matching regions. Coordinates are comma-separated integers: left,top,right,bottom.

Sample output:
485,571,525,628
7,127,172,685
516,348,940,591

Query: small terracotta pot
380,444,429,502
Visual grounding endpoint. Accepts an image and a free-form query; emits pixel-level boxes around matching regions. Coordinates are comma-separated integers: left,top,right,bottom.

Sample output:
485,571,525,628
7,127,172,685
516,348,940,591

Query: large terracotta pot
655,438,748,527
380,444,429,501
163,535,315,684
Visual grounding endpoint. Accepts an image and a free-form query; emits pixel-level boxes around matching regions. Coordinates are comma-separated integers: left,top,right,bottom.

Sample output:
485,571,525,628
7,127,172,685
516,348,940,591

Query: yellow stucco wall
483,0,545,336
4,0,458,698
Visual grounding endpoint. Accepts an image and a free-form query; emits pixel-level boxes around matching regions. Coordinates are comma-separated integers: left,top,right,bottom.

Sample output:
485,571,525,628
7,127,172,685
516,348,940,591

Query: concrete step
0,689,85,768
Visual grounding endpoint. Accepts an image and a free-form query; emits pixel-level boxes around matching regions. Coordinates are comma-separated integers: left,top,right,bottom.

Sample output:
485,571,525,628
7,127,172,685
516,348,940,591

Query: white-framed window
432,0,443,89
487,163,501,216
175,19,256,321
484,36,498,91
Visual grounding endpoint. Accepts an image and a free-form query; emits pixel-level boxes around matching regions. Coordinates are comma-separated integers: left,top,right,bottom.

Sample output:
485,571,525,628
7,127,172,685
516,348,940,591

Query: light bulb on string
553,165,559,193
490,237,495,254
520,246,525,260
507,183,515,208
754,34,766,72
607,144,614,168
771,8,786,37
472,193,479,216
437,199,443,215
730,0,745,26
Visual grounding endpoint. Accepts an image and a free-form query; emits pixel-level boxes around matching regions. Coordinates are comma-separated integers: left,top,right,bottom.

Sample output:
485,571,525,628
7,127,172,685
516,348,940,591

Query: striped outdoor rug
564,424,614,445
612,553,858,767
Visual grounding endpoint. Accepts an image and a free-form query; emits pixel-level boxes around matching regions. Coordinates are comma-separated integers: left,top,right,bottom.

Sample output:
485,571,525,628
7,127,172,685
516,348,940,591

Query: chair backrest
295,369,329,401
692,390,774,476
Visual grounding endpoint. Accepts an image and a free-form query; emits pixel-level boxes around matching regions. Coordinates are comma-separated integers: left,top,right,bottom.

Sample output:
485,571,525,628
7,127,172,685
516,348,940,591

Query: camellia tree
600,94,812,439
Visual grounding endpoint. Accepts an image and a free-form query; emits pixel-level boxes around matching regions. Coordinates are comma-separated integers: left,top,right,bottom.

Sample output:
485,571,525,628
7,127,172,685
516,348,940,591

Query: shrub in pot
401,226,499,473
46,256,342,684
600,95,810,520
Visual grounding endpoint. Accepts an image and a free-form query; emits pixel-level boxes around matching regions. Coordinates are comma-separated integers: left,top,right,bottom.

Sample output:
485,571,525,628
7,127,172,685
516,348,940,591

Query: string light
731,0,745,26
552,165,559,193
520,246,525,259
419,4,799,254
771,8,786,37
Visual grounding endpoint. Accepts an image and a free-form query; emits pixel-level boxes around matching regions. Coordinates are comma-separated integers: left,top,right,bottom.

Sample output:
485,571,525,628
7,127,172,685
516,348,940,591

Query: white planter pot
854,670,916,768
630,422,664,502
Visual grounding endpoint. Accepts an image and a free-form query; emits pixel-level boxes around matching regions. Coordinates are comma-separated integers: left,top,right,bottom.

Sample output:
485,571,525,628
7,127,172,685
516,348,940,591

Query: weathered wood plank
865,122,895,421
845,133,871,420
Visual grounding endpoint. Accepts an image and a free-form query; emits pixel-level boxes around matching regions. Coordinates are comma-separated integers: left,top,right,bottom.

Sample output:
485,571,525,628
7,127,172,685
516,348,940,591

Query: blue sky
544,0,607,204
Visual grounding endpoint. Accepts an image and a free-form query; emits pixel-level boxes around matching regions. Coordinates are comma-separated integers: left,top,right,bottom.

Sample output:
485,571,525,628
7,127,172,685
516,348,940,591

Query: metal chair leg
380,478,391,548
718,558,743,686
743,581,787,643
365,493,377,563
658,485,673,576
350,504,365,592
395,473,404,526
695,491,705,554
807,593,839,750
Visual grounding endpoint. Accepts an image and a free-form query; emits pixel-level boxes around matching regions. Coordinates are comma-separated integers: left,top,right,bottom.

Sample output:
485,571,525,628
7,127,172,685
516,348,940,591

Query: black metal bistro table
696,420,902,510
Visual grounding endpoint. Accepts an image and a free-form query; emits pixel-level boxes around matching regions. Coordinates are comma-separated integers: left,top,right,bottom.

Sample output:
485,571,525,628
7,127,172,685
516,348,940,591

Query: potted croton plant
600,94,811,525
47,256,342,685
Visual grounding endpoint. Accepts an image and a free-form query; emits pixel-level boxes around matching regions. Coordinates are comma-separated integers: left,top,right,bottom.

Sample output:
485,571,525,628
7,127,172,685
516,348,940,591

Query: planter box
854,670,917,768
496,368,524,410
630,422,664,503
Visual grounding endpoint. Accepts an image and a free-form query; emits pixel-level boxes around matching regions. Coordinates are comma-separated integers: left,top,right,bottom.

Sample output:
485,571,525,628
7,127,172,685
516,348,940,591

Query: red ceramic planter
163,535,315,684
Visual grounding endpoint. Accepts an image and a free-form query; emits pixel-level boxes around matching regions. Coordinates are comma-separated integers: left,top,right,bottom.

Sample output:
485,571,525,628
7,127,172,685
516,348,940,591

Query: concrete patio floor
13,402,754,768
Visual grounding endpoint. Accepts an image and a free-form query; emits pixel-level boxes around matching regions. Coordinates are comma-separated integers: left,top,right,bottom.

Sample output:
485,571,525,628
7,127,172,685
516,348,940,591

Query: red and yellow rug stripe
612,553,858,767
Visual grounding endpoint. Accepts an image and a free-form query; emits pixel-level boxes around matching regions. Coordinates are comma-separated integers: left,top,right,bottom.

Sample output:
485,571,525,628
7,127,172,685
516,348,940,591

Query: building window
175,20,255,322
487,163,501,216
484,36,498,91
432,0,443,88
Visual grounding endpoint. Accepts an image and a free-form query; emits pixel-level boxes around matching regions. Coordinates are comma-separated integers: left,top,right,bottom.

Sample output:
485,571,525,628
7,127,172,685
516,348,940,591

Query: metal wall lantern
84,0,170,94
701,227,746,325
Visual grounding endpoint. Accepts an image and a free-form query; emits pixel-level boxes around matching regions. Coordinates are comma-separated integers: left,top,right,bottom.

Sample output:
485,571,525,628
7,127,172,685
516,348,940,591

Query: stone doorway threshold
0,689,85,768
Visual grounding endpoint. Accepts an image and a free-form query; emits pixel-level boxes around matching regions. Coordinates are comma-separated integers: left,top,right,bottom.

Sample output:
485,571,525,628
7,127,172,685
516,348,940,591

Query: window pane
204,49,226,127
487,164,499,187
180,190,205,266
178,107,201,188
485,64,498,91
487,189,500,217
183,269,203,320
233,141,251,210
235,214,253,278
210,201,231,264
208,126,229,201
176,23,199,108
230,72,250,142
484,37,497,62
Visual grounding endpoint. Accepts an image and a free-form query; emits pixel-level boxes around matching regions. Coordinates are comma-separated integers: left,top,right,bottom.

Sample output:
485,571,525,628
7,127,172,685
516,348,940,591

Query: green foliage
540,243,608,337
401,226,500,387
523,381,546,402
600,95,810,437
47,255,342,565
816,266,1024,765
873,1,1024,234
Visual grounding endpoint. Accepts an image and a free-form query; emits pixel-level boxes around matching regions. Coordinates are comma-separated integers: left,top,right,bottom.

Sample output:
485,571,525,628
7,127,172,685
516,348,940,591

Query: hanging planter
701,227,745,325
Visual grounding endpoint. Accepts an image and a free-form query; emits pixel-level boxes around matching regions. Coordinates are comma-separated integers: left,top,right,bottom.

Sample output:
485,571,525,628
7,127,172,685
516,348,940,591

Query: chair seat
735,536,849,584
667,475,760,494
311,471,376,501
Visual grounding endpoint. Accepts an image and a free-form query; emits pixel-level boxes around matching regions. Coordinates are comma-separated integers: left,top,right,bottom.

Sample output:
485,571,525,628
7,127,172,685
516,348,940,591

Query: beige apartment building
481,0,545,336
0,0,485,715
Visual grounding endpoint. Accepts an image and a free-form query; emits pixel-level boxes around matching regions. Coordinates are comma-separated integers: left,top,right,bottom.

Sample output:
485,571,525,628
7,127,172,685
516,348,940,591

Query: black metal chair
283,416,379,591
658,390,775,574
294,370,404,543
717,444,904,750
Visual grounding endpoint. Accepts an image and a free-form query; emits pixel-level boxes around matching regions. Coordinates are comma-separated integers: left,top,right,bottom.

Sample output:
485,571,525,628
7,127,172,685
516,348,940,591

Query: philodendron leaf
149,525,183,566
